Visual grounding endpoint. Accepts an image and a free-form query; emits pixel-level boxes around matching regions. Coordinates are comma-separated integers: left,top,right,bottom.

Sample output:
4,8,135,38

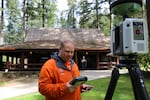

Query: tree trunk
23,0,29,32
146,0,150,37
96,0,99,28
42,0,45,28
23,0,26,31
1,0,4,31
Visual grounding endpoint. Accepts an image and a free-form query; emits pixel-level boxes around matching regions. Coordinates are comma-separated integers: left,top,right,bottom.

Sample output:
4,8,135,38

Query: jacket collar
51,52,74,70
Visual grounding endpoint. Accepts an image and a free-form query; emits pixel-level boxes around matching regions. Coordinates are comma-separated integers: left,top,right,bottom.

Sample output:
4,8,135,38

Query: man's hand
66,81,78,93
81,84,94,92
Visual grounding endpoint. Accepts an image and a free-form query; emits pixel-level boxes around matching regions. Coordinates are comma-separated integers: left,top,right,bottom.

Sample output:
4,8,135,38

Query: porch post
96,52,99,69
74,50,78,65
116,56,119,64
11,56,14,64
6,55,9,62
0,53,2,68
20,52,25,69
0,54,2,63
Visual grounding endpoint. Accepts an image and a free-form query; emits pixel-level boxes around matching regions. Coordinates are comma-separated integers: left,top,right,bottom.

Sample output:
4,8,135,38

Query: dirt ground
0,71,39,86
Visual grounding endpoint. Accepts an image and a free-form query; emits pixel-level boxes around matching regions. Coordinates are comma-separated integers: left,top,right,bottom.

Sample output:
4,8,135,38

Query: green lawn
3,93,44,100
4,72,150,100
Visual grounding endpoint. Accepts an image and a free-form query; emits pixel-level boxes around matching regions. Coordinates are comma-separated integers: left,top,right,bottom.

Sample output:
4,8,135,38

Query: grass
3,72,150,100
82,74,134,100
3,93,45,100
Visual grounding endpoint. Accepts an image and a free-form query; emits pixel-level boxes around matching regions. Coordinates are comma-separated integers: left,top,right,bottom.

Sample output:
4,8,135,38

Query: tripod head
109,0,149,56
116,55,137,69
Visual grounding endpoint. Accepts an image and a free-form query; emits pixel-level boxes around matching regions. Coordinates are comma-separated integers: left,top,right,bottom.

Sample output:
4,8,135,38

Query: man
38,38,93,100
81,56,87,69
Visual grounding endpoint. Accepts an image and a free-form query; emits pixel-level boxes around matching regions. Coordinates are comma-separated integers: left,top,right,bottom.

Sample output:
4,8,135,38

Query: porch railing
3,63,43,71
98,62,116,69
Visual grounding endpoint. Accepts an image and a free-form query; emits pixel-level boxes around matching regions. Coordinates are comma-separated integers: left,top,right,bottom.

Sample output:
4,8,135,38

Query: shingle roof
2,28,110,49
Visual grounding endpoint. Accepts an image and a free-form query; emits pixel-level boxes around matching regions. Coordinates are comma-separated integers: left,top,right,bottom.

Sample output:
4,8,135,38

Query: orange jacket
38,53,81,100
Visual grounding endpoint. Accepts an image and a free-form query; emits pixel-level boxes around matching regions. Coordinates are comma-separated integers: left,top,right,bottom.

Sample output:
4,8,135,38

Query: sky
57,0,69,11
56,0,109,12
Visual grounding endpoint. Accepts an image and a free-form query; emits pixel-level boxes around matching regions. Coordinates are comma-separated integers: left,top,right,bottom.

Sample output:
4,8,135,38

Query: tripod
105,55,150,100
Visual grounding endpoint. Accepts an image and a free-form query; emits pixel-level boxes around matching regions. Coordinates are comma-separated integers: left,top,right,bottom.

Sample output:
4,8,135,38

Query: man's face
59,42,74,62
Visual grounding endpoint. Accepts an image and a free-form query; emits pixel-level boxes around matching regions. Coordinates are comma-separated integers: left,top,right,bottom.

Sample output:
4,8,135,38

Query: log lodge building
0,28,118,71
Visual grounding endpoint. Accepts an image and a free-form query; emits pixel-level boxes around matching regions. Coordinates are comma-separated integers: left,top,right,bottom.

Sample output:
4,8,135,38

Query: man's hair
59,38,74,49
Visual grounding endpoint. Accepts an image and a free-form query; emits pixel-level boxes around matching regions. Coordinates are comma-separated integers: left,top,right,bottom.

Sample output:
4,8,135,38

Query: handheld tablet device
70,76,88,86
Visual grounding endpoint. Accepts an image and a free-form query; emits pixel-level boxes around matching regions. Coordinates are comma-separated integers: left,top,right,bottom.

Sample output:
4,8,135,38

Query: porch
0,48,118,71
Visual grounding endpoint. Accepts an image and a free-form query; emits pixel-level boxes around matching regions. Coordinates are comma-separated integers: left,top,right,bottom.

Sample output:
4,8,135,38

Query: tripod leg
128,64,149,100
105,66,120,100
